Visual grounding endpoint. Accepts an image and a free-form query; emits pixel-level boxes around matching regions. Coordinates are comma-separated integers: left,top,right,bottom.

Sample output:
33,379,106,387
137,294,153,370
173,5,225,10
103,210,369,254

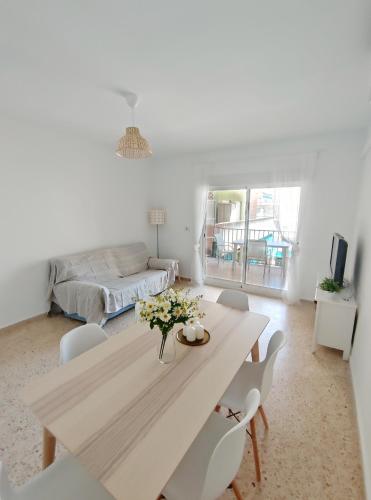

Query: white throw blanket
48,243,179,324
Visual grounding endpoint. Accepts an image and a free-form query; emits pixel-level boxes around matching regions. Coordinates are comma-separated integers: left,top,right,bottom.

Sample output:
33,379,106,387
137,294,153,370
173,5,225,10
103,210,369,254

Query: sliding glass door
205,189,247,283
205,186,301,290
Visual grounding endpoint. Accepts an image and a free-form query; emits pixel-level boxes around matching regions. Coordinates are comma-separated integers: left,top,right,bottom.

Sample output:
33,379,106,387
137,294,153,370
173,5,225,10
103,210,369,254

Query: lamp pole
149,208,166,259
156,224,160,258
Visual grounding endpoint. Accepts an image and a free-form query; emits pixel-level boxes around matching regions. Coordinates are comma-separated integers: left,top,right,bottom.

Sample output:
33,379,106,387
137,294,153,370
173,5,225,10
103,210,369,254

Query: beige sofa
48,242,178,325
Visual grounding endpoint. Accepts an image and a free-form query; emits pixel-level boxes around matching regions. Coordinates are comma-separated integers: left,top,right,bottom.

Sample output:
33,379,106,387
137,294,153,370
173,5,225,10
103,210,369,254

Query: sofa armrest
148,257,179,273
148,258,179,285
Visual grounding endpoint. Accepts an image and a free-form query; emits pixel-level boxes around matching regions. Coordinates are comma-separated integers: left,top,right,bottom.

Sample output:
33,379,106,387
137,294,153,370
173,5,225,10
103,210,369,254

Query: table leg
251,340,260,362
42,427,56,469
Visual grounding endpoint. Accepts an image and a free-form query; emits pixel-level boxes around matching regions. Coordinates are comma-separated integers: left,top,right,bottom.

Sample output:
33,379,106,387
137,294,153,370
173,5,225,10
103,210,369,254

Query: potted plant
137,289,205,363
319,277,342,293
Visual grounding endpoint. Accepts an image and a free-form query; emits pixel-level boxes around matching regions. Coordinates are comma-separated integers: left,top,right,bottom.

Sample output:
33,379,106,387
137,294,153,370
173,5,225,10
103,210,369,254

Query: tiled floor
0,284,364,499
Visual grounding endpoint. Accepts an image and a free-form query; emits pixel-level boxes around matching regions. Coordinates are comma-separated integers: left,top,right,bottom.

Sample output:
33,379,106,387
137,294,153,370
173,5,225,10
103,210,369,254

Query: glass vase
157,330,176,364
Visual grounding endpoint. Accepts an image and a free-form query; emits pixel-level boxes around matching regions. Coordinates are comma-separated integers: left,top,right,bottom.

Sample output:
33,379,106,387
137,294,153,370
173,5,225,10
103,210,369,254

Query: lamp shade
116,127,152,159
149,208,166,225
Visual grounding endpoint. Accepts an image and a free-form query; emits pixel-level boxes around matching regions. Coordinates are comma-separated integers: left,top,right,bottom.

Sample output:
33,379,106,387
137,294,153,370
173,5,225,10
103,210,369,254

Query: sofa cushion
49,242,149,289
111,242,149,277
100,269,168,313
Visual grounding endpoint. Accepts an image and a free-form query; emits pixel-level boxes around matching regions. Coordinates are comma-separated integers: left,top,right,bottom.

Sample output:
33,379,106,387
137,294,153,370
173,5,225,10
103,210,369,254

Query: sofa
48,242,179,325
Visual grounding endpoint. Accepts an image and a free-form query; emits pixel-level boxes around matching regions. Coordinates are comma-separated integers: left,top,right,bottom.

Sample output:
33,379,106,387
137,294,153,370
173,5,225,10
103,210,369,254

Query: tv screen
330,233,348,286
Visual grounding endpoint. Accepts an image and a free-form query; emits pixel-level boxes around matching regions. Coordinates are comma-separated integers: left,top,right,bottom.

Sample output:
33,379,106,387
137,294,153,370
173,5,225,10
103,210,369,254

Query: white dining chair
219,330,286,483
0,455,114,500
216,289,249,311
161,388,260,500
59,323,108,365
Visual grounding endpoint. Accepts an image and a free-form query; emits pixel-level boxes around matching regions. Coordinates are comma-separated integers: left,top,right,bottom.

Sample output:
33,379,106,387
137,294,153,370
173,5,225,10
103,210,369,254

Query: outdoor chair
214,233,234,264
246,239,268,276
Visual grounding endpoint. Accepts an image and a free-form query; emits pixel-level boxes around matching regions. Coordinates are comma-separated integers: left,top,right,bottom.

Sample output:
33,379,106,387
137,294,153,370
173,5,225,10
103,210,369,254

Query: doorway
204,186,301,290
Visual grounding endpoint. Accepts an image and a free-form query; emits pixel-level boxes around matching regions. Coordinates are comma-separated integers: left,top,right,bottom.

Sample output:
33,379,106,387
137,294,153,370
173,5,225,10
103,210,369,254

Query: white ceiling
1,1,370,157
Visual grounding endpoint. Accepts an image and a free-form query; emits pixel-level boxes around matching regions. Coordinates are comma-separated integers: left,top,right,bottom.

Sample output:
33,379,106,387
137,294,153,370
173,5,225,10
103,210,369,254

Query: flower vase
157,330,176,364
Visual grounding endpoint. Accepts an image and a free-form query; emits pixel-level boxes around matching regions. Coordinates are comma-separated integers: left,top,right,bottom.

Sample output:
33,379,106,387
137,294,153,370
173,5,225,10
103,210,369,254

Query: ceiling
1,1,370,157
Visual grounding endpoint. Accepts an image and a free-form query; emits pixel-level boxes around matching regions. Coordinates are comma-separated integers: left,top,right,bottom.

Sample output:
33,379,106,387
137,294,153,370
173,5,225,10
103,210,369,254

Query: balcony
205,222,294,290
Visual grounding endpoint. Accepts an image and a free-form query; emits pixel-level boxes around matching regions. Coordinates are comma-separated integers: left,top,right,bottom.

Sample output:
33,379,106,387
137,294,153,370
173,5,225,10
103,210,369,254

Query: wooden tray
176,328,210,346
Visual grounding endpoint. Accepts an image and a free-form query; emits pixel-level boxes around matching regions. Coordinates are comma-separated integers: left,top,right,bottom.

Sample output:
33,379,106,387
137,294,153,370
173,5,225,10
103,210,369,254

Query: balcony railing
206,221,296,256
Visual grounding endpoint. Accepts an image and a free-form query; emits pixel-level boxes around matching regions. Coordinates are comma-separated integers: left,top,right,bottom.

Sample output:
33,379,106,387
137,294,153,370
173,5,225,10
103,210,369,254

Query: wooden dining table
22,300,269,500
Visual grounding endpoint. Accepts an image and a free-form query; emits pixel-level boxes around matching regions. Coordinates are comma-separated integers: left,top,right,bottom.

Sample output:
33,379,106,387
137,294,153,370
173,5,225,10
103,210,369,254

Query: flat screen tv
330,233,348,286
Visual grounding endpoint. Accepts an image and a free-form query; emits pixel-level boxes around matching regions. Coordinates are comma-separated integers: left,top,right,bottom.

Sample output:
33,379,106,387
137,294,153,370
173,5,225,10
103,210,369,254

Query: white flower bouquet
137,288,205,360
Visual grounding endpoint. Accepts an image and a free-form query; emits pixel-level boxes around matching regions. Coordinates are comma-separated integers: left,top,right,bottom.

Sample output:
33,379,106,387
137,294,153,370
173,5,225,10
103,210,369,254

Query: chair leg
250,417,261,482
258,405,269,430
42,428,56,469
231,480,244,500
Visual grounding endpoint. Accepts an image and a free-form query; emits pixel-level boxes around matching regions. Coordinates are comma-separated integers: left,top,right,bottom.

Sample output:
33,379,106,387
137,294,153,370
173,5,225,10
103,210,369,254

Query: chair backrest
259,330,286,402
201,389,260,500
217,289,249,311
214,232,225,249
0,462,14,500
59,323,108,364
247,239,267,260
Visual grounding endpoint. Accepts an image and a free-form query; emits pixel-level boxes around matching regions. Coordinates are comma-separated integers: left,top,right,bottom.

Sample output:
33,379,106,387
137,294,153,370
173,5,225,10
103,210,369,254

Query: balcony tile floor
206,257,286,289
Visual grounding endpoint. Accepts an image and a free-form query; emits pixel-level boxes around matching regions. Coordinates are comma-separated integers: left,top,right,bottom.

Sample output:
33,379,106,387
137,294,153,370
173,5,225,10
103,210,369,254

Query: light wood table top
22,300,269,500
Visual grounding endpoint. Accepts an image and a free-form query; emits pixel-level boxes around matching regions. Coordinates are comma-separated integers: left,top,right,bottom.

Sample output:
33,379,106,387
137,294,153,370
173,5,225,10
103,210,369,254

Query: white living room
1,2,370,499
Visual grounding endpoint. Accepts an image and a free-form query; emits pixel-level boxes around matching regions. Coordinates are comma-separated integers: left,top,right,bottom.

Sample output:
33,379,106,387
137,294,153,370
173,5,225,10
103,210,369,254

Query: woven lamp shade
148,208,166,225
116,126,152,159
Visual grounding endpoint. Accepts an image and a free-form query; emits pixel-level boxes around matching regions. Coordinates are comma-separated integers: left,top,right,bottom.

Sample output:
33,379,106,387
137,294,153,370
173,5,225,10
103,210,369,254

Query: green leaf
319,277,342,293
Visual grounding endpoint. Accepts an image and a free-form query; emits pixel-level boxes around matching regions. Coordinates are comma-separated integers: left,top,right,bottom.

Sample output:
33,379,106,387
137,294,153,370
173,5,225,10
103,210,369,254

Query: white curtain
284,241,300,304
191,170,208,285
273,187,303,304
271,155,318,304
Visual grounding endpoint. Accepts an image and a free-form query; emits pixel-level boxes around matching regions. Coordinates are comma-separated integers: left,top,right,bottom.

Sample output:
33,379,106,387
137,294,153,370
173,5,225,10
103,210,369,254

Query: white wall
0,124,365,328
147,160,196,279
350,131,371,498
149,130,365,299
299,133,363,298
0,116,151,328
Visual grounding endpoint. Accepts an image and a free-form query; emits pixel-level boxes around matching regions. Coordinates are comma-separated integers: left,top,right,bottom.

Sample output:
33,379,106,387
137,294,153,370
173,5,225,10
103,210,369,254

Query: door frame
203,184,303,297
203,187,248,286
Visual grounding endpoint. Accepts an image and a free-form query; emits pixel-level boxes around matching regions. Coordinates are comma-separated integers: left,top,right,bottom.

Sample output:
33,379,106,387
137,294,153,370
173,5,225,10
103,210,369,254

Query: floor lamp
149,208,166,258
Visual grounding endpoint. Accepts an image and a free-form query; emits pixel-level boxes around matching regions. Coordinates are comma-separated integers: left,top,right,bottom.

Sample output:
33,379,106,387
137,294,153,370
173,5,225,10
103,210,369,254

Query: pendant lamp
116,91,152,159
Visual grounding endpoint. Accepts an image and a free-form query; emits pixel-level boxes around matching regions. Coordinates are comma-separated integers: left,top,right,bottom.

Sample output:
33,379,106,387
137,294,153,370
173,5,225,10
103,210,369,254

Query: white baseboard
350,357,370,499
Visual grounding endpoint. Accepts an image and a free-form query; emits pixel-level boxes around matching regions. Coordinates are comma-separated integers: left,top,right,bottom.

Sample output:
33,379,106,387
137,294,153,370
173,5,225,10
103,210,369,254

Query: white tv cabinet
312,285,356,361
